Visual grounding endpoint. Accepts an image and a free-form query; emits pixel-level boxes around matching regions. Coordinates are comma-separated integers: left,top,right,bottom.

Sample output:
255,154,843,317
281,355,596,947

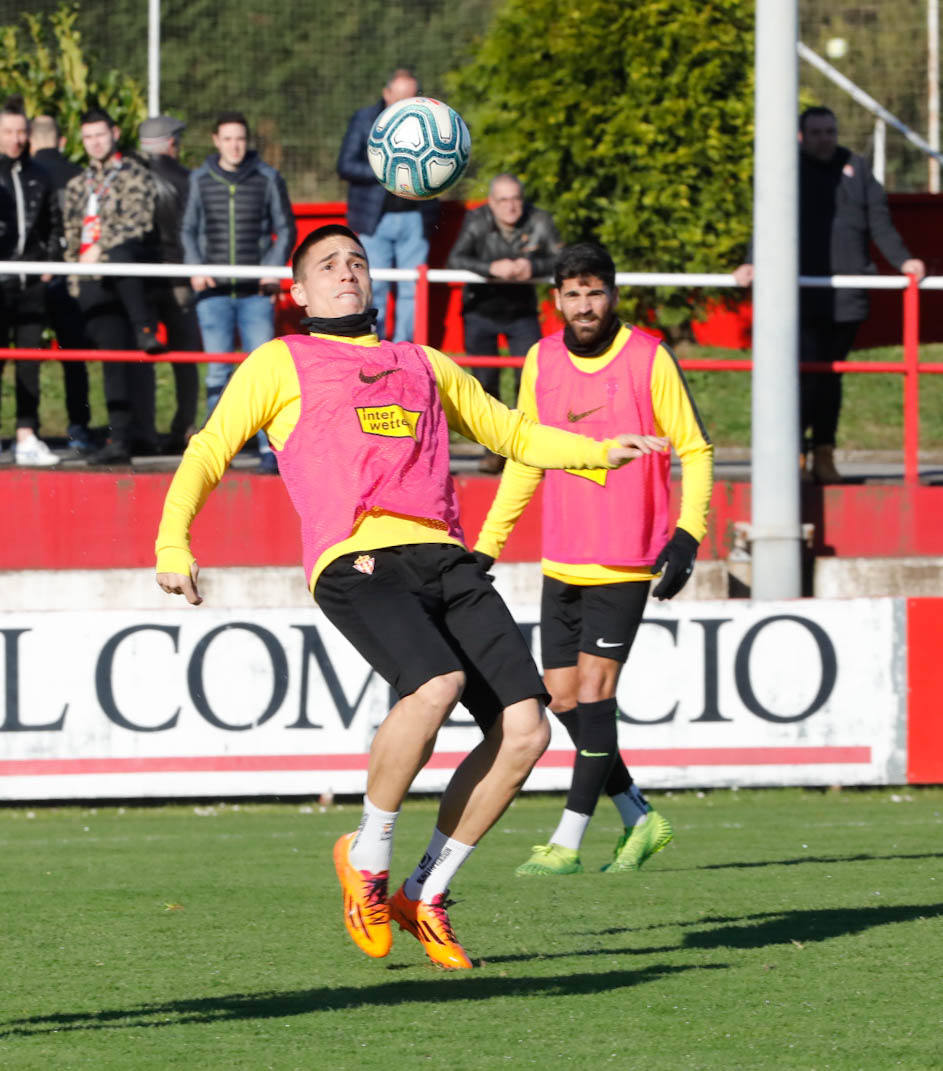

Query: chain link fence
0,0,497,201
0,1,938,197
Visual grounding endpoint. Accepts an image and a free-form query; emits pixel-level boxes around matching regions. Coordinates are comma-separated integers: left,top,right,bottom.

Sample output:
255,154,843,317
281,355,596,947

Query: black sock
564,698,618,816
553,706,579,747
606,757,633,798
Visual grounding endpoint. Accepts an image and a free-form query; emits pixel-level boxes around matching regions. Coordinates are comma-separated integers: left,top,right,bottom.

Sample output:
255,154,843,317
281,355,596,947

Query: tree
448,0,755,329
0,3,146,160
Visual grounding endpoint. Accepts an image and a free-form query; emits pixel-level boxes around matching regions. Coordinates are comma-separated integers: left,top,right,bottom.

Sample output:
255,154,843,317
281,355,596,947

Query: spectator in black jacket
138,114,200,453
734,106,925,483
29,113,93,454
0,99,64,466
337,70,438,343
182,110,295,472
447,174,562,472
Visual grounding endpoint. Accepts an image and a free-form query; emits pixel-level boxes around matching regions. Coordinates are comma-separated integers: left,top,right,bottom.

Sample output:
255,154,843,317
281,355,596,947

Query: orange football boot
388,885,472,969
333,832,392,958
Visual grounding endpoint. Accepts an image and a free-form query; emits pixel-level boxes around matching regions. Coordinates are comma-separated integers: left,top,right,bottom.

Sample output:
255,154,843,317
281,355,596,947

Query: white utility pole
751,0,803,599
147,0,161,116
930,0,940,192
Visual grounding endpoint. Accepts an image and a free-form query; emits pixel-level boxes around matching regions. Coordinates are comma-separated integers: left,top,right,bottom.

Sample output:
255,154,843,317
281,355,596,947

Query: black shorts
314,544,548,733
540,576,650,669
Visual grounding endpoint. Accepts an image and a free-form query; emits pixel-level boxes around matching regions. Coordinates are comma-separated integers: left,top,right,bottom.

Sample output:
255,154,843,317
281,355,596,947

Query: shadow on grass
0,962,727,1037
585,901,943,952
680,901,943,951
671,850,943,873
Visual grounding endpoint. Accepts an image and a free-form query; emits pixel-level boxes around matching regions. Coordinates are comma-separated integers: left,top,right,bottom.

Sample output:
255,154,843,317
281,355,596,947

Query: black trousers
799,319,861,448
152,283,200,440
0,279,47,431
78,280,156,449
45,278,91,429
462,310,542,402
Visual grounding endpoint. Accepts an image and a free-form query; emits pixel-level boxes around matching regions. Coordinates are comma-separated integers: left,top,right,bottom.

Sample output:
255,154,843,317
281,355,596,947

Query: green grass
4,345,943,451
1,789,942,1069
681,342,943,450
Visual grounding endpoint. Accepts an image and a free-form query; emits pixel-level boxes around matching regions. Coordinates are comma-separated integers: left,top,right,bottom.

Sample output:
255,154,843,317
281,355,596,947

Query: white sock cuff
362,794,400,821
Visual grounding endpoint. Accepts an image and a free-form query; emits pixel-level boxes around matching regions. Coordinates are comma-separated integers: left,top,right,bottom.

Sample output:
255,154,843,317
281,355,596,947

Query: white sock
403,827,476,903
611,783,651,828
549,808,591,852
348,795,399,873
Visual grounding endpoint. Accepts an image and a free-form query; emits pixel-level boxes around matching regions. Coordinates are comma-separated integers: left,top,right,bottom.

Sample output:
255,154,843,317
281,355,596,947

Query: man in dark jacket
138,114,200,453
29,113,93,454
0,99,65,465
337,70,438,343
182,110,295,472
735,106,925,482
447,174,562,471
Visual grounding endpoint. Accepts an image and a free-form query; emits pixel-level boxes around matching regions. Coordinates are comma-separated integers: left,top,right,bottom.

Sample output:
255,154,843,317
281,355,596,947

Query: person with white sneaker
0,97,62,467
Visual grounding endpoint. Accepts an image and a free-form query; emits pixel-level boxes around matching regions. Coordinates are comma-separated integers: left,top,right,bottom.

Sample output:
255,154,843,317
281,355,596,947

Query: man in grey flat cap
138,114,200,452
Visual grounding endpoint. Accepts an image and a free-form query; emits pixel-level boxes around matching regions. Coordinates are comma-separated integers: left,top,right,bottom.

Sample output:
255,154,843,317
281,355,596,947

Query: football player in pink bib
155,225,667,969
474,241,713,877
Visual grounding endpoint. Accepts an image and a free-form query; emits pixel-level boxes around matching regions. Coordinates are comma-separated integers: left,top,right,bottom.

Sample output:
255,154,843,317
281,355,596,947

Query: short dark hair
214,111,249,134
553,241,616,290
292,224,366,279
80,107,116,128
1,94,26,119
799,106,836,134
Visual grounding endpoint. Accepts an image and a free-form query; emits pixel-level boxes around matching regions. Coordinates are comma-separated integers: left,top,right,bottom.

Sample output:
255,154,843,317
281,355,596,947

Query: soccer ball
367,96,471,201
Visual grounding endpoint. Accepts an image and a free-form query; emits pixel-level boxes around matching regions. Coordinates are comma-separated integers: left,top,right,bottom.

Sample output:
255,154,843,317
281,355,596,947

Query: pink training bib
536,328,670,566
278,335,464,583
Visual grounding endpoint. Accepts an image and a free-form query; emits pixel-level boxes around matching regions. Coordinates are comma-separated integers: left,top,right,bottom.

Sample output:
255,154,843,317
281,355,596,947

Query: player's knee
414,670,466,717
502,702,550,766
577,668,617,705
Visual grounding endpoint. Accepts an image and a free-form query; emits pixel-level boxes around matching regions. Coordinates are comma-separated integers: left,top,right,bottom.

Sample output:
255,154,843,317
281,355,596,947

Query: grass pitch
1,789,942,1070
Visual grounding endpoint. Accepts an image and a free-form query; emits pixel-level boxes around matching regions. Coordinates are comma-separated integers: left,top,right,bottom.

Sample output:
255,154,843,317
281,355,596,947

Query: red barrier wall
907,597,943,784
4,469,943,570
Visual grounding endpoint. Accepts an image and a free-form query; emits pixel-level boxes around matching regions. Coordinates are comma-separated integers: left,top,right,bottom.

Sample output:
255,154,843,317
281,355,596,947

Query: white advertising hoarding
0,598,906,799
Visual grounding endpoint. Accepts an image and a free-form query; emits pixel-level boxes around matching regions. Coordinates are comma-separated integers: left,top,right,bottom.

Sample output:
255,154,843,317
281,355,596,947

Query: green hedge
449,0,755,329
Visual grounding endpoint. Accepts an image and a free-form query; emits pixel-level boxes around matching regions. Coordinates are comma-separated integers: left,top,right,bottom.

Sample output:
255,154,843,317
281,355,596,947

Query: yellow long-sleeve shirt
155,332,630,590
474,326,714,585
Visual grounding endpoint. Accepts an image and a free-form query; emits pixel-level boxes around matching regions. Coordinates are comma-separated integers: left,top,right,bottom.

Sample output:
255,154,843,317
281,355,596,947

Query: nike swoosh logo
579,750,610,758
567,405,604,423
596,638,625,648
359,367,401,384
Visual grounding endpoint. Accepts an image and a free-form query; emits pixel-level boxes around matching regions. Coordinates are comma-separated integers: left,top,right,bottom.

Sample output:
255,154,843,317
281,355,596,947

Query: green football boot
515,843,584,876
602,810,674,872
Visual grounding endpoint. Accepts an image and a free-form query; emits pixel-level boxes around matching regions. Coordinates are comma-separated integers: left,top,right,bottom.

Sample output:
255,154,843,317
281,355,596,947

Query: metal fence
0,1,939,197
0,0,498,201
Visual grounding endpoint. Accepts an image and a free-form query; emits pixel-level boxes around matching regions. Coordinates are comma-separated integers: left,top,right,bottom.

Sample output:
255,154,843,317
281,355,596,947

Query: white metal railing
0,261,925,289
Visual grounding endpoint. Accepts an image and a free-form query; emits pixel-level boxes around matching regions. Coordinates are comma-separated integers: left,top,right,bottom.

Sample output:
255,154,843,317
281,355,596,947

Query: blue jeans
359,210,428,342
196,293,275,453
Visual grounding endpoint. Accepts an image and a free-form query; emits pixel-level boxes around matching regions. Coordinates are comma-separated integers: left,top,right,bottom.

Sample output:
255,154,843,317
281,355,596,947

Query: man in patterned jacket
63,108,160,464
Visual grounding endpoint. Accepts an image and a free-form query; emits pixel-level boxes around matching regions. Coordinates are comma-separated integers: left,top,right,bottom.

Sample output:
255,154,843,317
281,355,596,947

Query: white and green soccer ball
367,96,471,200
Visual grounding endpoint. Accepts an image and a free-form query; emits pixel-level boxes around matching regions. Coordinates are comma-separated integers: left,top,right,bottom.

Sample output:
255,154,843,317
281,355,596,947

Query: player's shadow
0,962,727,1038
684,849,943,872
680,900,943,952
582,901,943,950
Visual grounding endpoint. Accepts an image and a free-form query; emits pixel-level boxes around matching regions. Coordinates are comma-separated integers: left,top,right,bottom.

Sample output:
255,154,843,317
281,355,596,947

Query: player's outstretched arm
156,563,202,606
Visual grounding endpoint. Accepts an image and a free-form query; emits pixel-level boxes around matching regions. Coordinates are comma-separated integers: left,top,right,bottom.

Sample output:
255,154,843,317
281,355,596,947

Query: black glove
651,528,699,600
472,550,495,575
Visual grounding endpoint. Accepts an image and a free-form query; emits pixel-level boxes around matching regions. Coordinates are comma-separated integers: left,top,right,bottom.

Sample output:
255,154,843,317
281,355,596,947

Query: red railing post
414,263,429,346
903,274,921,486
